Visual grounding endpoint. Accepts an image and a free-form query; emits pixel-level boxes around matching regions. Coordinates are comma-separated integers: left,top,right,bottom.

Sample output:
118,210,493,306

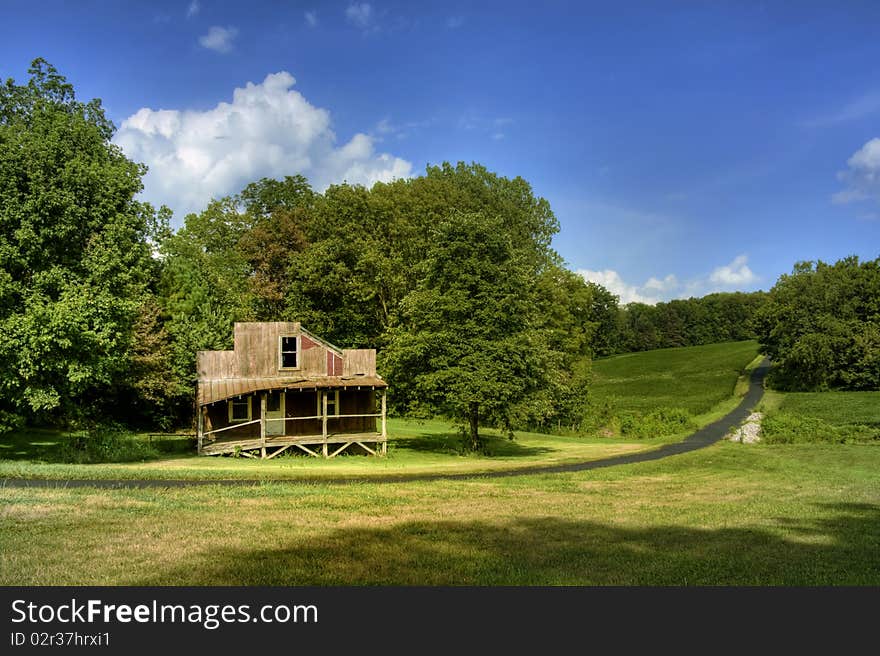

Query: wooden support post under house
322,392,329,458
260,393,267,459
197,406,204,454
381,391,387,456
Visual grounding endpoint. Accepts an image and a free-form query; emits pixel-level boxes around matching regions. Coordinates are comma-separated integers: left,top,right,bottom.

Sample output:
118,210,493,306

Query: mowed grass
759,389,880,445
0,341,763,481
591,340,760,414
0,419,654,481
1,442,877,585
775,391,880,426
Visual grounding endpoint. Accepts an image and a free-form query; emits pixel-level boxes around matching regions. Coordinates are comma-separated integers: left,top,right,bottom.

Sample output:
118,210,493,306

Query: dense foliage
0,59,168,431
755,257,880,391
4,59,874,449
607,291,767,355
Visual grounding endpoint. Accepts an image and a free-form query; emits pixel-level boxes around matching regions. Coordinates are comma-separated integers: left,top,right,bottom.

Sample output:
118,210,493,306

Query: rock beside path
730,412,763,443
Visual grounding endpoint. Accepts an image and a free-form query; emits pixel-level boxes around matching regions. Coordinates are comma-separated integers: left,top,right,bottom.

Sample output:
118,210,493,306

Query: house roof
198,374,387,406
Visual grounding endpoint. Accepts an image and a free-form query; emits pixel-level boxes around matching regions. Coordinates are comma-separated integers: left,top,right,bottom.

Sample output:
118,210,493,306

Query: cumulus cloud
709,255,758,286
577,269,668,305
199,26,238,53
578,256,758,305
345,3,373,29
113,71,412,221
833,138,880,205
304,10,318,28
186,1,200,18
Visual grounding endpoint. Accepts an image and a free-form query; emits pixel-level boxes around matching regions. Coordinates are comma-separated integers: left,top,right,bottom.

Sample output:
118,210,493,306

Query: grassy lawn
1,442,877,585
591,340,760,414
765,390,880,425
0,419,655,481
759,389,880,444
0,341,763,481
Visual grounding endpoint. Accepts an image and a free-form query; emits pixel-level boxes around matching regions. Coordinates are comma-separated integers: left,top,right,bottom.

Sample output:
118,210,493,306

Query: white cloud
578,256,758,306
345,3,373,29
304,10,318,28
833,137,880,205
114,71,412,221
447,16,464,29
199,26,238,53
577,269,666,305
186,1,200,18
643,274,679,292
709,254,758,286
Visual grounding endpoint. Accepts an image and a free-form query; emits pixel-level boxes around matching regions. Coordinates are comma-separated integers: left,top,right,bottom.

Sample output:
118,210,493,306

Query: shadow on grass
132,502,879,586
0,430,64,461
392,431,553,458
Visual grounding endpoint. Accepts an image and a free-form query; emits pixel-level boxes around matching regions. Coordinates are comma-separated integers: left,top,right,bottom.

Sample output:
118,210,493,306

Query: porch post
322,392,329,458
381,390,387,456
197,405,204,455
260,393,267,459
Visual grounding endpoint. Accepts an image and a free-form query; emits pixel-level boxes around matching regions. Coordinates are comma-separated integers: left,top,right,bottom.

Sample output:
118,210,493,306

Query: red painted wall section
327,352,343,376
302,335,318,350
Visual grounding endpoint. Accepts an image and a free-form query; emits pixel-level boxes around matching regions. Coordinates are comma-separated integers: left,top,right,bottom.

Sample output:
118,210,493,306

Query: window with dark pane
280,336,298,368
230,398,250,422
267,391,281,412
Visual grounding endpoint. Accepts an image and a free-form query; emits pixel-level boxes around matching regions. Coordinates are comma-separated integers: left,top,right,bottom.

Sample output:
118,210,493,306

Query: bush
762,412,878,444
619,407,695,438
57,428,160,463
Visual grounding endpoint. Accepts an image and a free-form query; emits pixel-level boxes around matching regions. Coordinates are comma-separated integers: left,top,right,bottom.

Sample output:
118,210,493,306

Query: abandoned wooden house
196,322,387,459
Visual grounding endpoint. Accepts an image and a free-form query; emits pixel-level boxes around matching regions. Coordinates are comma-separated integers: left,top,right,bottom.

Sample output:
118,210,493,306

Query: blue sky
3,1,879,303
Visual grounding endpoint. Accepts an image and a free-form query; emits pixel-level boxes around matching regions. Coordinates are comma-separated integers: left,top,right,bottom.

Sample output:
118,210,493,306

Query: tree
0,59,164,430
382,211,558,450
755,257,880,390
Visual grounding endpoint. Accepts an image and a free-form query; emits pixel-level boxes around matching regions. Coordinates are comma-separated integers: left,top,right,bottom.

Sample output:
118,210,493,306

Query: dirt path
1,360,770,489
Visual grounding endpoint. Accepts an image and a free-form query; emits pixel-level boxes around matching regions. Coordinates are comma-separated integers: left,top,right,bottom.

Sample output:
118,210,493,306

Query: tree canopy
0,59,166,430
755,257,880,390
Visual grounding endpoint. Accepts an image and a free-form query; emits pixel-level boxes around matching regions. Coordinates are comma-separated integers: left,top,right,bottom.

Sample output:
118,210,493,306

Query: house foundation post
260,393,267,459
197,405,204,455
381,391,387,456
322,392,329,458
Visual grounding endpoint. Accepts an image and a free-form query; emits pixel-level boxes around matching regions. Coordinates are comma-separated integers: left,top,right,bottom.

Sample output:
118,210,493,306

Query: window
228,396,252,423
317,390,340,417
279,335,298,369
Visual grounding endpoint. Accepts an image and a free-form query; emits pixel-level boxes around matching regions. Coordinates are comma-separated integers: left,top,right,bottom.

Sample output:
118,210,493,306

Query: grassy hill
590,340,761,415
760,390,880,444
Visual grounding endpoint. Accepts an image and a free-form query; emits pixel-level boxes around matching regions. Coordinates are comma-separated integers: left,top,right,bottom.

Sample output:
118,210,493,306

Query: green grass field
759,389,880,444
2,443,877,585
0,419,655,481
591,340,760,414
2,339,878,585
775,391,880,425
0,341,762,481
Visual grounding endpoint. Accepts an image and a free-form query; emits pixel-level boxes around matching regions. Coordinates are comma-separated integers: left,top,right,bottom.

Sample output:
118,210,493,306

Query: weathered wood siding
342,349,376,377
197,351,235,379
205,396,263,441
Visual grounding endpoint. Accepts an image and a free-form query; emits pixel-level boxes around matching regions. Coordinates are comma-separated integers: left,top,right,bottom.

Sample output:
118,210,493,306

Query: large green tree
0,59,164,430
755,257,880,390
382,211,559,450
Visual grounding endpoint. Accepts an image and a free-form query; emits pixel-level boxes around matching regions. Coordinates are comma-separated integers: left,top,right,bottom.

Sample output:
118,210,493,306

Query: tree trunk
468,402,480,451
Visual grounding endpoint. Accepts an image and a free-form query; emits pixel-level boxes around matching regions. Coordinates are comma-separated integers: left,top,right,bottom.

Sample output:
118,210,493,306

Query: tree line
2,60,876,446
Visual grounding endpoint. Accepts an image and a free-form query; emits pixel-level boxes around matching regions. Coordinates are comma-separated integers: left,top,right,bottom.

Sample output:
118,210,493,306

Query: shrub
57,428,159,463
762,412,878,444
619,407,695,438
